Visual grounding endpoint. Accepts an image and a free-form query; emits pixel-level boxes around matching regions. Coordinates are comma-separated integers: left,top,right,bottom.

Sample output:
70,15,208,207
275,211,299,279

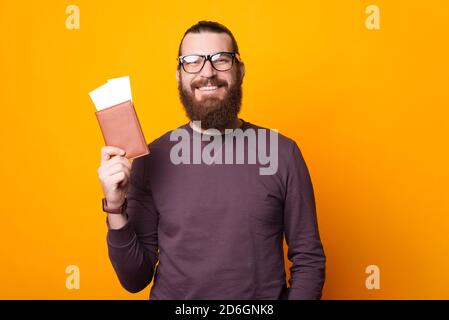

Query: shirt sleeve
283,141,326,299
106,155,159,293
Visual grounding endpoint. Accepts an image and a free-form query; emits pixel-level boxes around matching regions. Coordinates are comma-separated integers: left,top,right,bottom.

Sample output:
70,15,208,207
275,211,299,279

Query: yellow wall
0,0,448,299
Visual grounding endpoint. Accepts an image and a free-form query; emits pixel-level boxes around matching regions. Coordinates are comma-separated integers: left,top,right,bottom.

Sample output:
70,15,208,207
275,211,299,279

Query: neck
189,118,243,135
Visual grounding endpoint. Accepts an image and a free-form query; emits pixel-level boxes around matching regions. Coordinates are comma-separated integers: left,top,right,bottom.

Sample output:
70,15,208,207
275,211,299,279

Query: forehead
180,32,233,56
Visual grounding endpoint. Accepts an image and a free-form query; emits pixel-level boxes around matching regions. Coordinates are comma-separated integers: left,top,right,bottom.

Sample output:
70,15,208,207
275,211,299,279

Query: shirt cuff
287,287,323,300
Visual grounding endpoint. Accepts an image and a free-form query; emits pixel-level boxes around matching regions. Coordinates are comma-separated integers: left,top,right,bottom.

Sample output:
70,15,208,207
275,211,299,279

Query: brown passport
95,100,149,159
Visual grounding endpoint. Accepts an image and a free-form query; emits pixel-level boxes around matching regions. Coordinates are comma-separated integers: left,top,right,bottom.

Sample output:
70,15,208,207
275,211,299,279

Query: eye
211,53,232,64
183,55,202,64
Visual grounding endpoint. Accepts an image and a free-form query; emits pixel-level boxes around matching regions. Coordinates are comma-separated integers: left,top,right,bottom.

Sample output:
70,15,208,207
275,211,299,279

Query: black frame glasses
178,51,240,74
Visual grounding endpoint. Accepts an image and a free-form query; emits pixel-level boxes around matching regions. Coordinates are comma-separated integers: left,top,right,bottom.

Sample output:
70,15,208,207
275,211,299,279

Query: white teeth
197,86,218,91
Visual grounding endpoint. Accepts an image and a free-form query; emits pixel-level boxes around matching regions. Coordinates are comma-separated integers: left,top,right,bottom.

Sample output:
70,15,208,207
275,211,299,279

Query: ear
176,68,180,82
239,62,245,81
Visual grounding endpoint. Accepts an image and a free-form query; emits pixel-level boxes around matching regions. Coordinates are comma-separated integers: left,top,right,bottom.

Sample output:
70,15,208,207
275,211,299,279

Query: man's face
177,32,245,130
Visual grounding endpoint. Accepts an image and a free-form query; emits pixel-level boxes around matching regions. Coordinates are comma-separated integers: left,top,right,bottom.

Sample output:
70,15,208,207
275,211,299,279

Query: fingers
109,171,129,190
98,160,131,180
100,168,130,188
102,155,132,171
105,162,131,177
100,145,131,172
98,146,132,198
101,146,126,163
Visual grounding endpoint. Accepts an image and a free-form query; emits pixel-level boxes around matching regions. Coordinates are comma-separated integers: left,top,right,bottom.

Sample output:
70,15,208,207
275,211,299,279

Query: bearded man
97,20,326,300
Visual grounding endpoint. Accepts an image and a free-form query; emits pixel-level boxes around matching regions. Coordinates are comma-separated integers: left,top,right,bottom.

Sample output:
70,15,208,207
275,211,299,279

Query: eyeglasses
178,51,239,74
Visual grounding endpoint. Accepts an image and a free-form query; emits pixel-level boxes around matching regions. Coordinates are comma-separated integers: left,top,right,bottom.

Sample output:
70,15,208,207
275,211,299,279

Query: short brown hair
177,20,240,57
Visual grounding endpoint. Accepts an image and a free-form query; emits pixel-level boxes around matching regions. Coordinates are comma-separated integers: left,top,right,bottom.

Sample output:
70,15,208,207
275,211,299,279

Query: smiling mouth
196,85,219,91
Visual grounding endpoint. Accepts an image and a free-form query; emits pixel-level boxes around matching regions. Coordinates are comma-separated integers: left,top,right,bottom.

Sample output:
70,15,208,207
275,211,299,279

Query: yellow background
0,0,448,299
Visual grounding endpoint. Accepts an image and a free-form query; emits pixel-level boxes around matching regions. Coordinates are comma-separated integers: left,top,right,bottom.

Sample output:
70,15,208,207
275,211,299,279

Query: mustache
191,78,228,90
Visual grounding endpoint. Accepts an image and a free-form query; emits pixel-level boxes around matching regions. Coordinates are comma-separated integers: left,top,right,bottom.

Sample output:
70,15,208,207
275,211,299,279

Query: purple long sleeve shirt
106,119,326,299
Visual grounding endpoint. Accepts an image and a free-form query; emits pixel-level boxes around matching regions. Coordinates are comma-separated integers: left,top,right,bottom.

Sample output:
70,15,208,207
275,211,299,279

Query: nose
199,59,216,78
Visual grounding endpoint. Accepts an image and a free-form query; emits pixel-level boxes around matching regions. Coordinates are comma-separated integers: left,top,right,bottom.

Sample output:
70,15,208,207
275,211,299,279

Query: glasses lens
211,53,234,71
182,55,204,73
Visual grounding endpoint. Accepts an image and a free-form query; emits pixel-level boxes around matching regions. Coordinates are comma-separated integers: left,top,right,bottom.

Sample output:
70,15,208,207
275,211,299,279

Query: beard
178,72,243,131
